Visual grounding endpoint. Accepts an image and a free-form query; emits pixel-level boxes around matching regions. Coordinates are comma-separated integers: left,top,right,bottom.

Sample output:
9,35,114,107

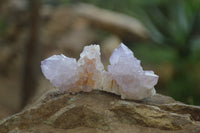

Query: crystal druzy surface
41,43,159,100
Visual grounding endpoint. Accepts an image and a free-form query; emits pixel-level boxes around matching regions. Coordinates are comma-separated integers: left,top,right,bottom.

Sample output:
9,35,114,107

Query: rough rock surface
1,90,200,133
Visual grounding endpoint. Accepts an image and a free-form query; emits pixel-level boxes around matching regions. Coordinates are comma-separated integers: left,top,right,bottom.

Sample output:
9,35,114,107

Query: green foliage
132,0,200,105
139,1,200,105
0,19,8,35
132,43,176,64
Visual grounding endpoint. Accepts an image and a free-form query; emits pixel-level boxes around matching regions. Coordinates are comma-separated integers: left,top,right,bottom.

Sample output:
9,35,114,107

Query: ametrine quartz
107,43,158,100
41,54,79,90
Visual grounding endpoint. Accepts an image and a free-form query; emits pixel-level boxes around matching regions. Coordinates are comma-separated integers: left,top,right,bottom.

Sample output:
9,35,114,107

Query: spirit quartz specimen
106,43,158,100
41,43,158,100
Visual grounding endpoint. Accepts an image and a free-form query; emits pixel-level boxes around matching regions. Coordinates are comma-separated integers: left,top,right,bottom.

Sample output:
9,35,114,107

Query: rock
42,7,97,58
0,90,200,133
74,3,149,41
0,105,12,120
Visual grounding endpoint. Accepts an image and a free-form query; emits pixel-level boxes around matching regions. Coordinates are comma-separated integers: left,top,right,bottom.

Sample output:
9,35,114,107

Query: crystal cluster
41,54,79,90
78,45,104,90
41,43,159,100
107,43,158,100
41,45,104,93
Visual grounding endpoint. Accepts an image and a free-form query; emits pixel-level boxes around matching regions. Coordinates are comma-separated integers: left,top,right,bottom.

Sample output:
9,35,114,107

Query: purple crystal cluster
41,45,104,92
41,54,79,90
41,43,159,100
107,43,158,100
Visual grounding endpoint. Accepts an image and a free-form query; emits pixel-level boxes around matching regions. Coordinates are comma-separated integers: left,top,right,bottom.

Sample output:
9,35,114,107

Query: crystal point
78,45,104,90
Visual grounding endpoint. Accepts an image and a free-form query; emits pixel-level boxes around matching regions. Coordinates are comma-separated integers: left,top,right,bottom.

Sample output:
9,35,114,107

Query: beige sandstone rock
0,90,200,133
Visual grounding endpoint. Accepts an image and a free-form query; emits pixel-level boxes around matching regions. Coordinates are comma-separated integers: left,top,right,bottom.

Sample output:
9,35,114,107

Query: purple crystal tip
108,43,159,99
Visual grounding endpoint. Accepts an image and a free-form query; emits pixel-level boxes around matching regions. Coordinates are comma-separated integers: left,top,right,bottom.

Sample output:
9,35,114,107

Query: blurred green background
0,0,200,119
61,0,200,105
